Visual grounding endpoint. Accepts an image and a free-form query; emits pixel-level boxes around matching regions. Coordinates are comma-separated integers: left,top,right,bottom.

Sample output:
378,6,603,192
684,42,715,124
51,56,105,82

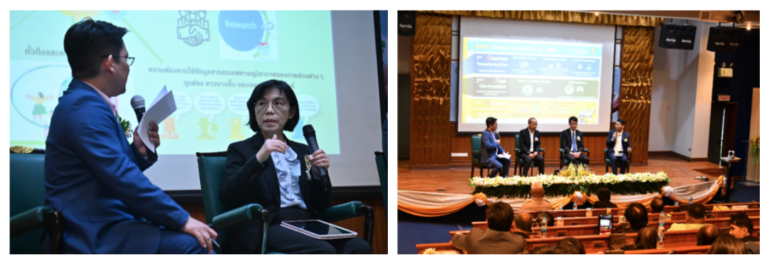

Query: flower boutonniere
577,136,581,141
117,115,132,140
304,155,312,180
534,137,539,142
623,138,628,142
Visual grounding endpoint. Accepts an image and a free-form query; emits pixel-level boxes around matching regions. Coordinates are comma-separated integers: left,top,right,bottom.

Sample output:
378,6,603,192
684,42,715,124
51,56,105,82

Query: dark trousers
564,153,590,166
519,153,545,176
607,152,628,174
157,228,213,254
488,157,511,177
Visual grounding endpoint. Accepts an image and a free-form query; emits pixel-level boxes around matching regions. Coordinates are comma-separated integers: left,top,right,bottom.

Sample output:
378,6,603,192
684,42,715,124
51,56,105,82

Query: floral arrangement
423,248,437,254
557,163,591,179
470,171,670,198
117,115,132,139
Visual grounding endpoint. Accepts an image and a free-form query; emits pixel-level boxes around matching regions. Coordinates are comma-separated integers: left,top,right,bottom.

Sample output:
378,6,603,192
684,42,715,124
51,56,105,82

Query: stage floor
398,155,727,195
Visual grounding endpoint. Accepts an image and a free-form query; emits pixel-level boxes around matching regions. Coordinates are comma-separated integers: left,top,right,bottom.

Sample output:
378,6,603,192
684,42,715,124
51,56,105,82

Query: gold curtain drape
410,14,453,167
422,11,664,27
619,26,655,164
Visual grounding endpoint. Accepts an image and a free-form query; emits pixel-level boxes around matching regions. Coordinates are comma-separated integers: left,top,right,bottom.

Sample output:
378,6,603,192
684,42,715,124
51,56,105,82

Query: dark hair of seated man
708,234,745,254
556,237,586,254
514,213,533,233
529,245,558,254
537,211,554,227
624,203,648,231
633,226,658,250
728,212,755,240
593,187,618,208
650,197,664,213
697,224,721,246
686,203,706,223
486,202,515,232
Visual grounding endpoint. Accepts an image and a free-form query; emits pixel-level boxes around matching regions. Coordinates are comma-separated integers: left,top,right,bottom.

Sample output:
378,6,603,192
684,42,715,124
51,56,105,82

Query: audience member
650,197,664,213
696,224,721,246
623,203,648,233
529,245,558,254
708,235,746,254
592,187,617,208
521,182,553,212
451,203,525,254
512,213,533,239
556,237,586,254
729,212,759,242
622,226,658,251
537,211,555,227
668,203,707,231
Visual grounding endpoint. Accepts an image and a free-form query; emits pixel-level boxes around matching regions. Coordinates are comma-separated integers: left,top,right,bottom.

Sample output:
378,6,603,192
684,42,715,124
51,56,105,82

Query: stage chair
10,151,64,254
374,151,387,218
559,148,591,170
470,134,492,178
603,148,632,174
514,134,545,176
196,152,374,254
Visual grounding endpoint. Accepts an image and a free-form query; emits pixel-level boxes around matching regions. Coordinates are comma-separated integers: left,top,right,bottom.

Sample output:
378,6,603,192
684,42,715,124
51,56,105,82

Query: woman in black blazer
218,80,371,254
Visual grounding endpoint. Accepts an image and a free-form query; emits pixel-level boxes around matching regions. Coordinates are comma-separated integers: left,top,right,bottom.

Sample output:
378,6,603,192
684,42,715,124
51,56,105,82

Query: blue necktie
572,132,577,153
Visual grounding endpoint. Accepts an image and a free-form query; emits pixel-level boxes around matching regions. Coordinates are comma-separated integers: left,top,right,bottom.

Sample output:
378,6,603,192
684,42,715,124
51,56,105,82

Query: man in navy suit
519,118,544,176
43,19,216,254
481,117,510,177
606,119,632,175
560,116,589,167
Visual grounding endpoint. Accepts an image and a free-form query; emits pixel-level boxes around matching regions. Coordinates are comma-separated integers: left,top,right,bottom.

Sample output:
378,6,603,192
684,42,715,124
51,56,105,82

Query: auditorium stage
398,155,731,215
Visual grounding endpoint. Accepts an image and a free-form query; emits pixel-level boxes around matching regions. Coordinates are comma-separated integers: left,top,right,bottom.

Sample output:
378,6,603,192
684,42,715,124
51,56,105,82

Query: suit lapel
289,138,311,203
252,134,281,205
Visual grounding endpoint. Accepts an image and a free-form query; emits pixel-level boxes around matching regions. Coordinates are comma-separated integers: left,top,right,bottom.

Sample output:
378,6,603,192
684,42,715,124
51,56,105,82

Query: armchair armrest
583,148,590,153
11,206,53,238
210,203,265,231
320,201,365,223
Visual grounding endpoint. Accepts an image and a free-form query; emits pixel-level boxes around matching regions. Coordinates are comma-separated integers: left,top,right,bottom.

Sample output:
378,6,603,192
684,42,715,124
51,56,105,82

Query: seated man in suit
593,187,618,208
481,117,510,177
560,116,589,167
729,212,759,242
452,203,526,254
521,182,553,212
668,203,708,231
44,18,216,254
606,119,632,175
622,203,648,233
519,118,544,176
650,197,665,213
697,224,721,246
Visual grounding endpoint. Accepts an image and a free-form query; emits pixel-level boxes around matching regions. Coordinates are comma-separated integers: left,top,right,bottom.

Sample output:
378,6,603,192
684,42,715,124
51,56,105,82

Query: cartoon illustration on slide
26,92,54,122
177,10,210,47
162,116,179,139
229,117,244,140
196,117,217,139
218,10,278,61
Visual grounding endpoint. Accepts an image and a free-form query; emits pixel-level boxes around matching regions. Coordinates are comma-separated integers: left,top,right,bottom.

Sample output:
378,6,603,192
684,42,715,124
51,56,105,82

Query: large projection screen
458,17,615,133
10,11,382,190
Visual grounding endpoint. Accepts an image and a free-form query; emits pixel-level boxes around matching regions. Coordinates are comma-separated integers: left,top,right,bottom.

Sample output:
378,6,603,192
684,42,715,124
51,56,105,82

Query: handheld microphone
130,95,158,162
302,124,327,177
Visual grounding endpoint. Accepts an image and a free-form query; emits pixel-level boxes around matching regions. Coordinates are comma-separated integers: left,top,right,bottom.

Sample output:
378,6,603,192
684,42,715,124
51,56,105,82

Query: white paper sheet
138,87,176,153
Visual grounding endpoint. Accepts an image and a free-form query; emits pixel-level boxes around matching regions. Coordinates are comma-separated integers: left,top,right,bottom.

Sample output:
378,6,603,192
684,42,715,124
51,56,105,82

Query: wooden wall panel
619,26,655,164
409,14,453,167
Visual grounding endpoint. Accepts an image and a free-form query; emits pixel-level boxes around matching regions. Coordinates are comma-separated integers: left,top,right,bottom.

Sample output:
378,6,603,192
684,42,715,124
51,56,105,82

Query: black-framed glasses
101,54,135,66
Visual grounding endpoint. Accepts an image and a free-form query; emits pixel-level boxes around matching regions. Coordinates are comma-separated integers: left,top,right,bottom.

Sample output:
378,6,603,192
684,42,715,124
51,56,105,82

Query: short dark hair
616,119,626,126
529,245,558,254
486,203,514,232
596,187,611,201
514,213,533,232
687,203,706,220
729,212,753,234
246,80,300,132
650,197,664,213
568,116,578,124
486,117,497,127
634,226,658,249
556,237,586,254
697,224,721,246
624,203,648,230
537,212,554,227
528,117,536,124
64,18,128,79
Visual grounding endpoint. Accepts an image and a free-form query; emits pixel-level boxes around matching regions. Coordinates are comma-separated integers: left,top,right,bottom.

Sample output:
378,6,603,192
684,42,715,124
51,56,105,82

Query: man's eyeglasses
101,54,135,66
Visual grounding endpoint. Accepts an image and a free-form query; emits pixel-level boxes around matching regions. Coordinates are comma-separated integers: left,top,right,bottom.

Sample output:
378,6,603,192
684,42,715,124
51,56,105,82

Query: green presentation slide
10,10,340,154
